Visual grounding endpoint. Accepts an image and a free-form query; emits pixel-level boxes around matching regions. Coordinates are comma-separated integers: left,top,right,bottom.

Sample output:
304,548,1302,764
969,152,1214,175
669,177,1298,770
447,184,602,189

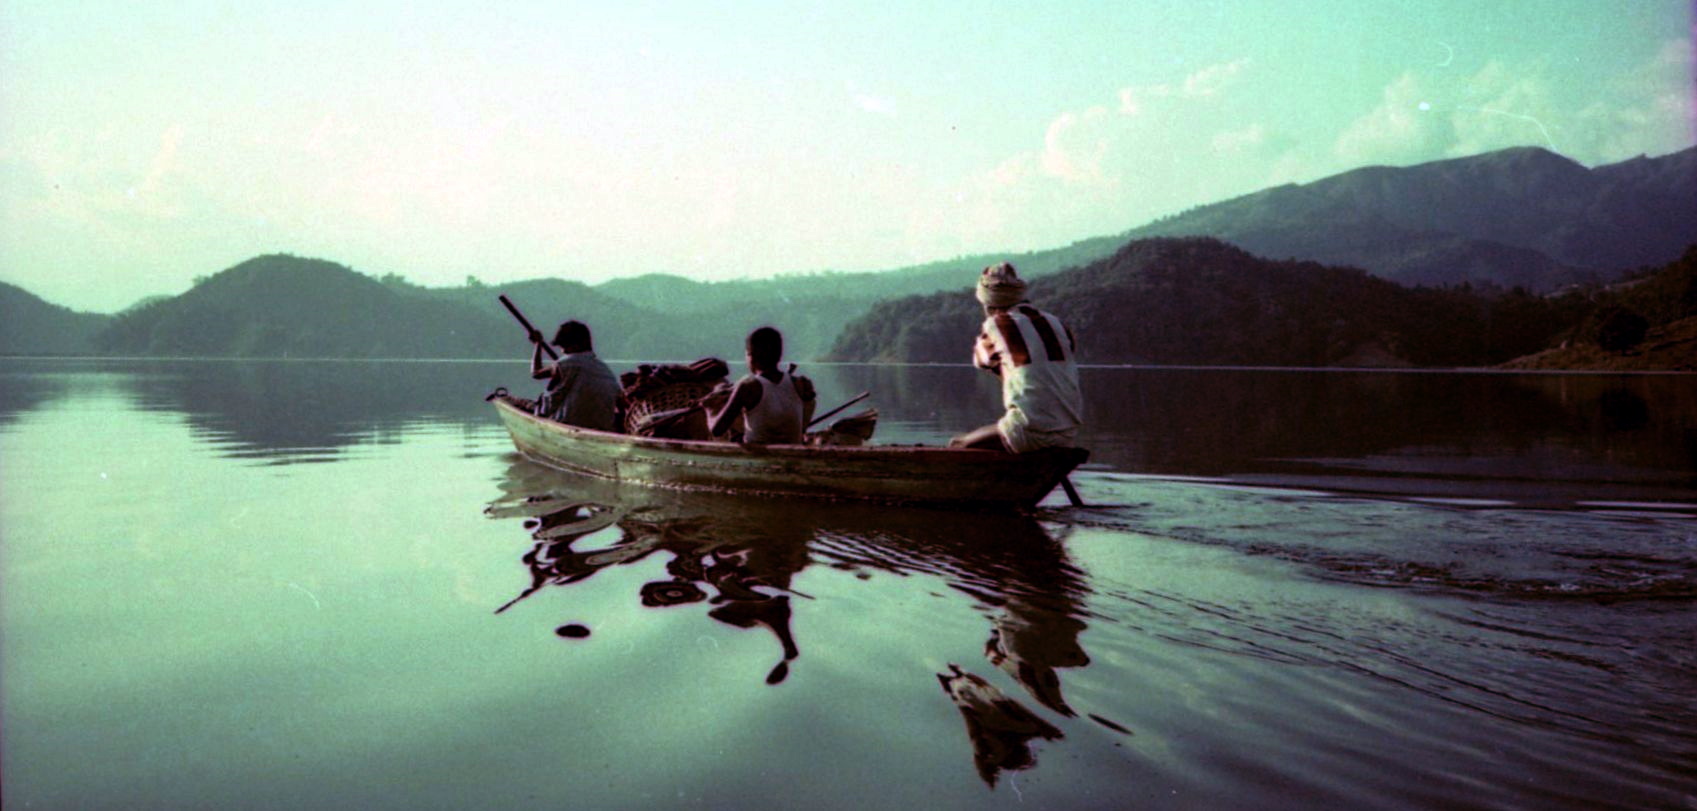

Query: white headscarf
975,262,1027,309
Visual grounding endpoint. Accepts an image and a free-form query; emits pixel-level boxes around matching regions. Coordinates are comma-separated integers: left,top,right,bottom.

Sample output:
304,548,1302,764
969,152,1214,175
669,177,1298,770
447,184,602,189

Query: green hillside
828,237,1591,367
1120,146,1695,290
588,240,1122,360
83,255,858,362
95,255,515,358
0,282,112,356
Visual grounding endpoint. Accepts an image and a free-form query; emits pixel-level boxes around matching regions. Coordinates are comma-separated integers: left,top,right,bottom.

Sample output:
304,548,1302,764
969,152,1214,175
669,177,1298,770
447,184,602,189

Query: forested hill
14,241,1693,367
826,237,1602,367
0,281,112,356
590,145,1696,329
586,240,1125,359
1119,146,1696,290
1502,245,1697,371
92,255,698,359
584,146,1693,354
9,147,1692,362
77,254,871,361
592,237,1121,314
96,256,520,358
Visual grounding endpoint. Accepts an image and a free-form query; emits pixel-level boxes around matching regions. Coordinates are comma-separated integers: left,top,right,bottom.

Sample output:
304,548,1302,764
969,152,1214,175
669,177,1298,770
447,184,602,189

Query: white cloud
136,125,184,199
1040,59,1259,183
854,93,896,116
987,153,1036,188
1117,84,1170,115
1266,151,1316,186
1211,123,1266,154
1115,58,1247,114
1335,43,1695,169
1040,106,1112,184
846,80,897,116
1181,58,1250,98
1569,36,1694,161
1448,61,1561,155
946,35,1691,275
944,58,1303,251
1333,72,1456,166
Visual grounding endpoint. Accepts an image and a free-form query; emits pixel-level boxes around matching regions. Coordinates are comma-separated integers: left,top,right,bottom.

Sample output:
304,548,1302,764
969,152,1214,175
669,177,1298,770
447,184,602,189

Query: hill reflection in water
485,459,1117,786
6,358,1689,508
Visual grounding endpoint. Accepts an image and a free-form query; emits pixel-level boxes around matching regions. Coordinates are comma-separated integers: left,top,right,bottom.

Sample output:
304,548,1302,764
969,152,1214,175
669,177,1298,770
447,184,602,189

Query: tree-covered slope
0,281,112,356
95,255,516,358
828,237,1589,367
84,255,861,362
588,239,1128,360
1121,146,1696,290
594,145,1695,351
1502,245,1697,370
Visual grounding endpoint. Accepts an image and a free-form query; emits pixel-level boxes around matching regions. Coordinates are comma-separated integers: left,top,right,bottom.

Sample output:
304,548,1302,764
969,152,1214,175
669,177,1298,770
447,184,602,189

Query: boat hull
490,395,1085,508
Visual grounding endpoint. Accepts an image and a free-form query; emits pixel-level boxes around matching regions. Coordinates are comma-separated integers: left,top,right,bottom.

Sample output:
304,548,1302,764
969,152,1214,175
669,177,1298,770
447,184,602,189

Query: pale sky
2,0,1691,312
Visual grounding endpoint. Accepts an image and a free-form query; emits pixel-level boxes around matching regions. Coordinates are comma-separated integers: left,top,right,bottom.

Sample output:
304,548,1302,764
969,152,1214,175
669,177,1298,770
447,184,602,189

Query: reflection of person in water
937,663,1063,787
488,461,1108,785
492,484,812,686
631,517,808,684
985,594,1091,717
806,507,1101,785
841,510,1093,716
944,522,1093,785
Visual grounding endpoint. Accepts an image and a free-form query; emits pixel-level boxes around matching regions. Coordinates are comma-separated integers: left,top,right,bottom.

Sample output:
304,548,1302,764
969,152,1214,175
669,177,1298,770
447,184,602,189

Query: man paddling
529,320,622,432
950,263,1083,452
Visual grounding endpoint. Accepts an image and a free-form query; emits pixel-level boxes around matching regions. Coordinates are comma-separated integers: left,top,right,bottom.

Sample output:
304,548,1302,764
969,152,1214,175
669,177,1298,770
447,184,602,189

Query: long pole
1059,476,1084,507
498,294,559,361
806,391,871,429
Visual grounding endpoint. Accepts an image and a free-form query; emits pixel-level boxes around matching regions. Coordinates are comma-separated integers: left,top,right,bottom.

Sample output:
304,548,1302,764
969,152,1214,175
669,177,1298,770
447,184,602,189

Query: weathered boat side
490,395,1084,508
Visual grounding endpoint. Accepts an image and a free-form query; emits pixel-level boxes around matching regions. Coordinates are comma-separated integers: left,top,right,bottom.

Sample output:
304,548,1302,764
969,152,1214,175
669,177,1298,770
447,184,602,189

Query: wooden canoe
489,394,1086,509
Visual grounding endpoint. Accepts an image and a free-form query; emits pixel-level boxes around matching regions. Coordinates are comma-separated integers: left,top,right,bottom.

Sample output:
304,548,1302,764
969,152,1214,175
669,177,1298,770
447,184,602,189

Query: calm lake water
2,359,1694,810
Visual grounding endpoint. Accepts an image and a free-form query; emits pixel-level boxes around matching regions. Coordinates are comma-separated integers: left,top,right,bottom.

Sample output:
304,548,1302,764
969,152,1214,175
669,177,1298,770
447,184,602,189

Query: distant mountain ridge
586,145,1694,342
1120,146,1696,290
3,144,1692,364
81,255,883,361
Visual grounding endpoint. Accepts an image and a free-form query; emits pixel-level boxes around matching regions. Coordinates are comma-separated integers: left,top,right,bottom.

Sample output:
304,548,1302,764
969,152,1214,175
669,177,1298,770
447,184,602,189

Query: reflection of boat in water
488,394,1086,508
486,458,1110,786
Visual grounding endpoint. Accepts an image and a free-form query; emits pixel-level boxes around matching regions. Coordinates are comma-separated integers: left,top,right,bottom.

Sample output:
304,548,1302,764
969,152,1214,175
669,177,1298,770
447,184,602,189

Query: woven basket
624,381,717,435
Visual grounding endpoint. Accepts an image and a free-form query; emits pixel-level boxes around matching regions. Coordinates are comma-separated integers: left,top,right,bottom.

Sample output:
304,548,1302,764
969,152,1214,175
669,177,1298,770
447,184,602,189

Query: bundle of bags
620,357,880,446
620,358,729,438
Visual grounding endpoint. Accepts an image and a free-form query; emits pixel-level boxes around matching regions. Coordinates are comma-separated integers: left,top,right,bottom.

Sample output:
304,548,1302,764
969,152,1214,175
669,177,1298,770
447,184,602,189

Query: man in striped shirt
949,263,1084,453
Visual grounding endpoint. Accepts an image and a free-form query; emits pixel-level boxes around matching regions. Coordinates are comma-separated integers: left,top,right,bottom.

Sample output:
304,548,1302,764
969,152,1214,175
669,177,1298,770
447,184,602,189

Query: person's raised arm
529,332,552,380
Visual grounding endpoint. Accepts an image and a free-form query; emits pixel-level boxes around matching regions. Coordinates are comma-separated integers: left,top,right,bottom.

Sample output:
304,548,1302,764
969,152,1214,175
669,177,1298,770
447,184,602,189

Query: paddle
499,294,559,361
647,389,871,438
806,390,870,429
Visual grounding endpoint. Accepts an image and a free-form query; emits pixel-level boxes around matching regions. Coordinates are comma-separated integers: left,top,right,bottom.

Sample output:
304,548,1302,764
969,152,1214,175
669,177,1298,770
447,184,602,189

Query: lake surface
2,359,1694,809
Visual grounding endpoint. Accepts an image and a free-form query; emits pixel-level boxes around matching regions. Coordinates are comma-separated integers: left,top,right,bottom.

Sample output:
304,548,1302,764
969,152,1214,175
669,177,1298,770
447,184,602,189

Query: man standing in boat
528,319,622,432
709,326,817,444
950,263,1083,452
